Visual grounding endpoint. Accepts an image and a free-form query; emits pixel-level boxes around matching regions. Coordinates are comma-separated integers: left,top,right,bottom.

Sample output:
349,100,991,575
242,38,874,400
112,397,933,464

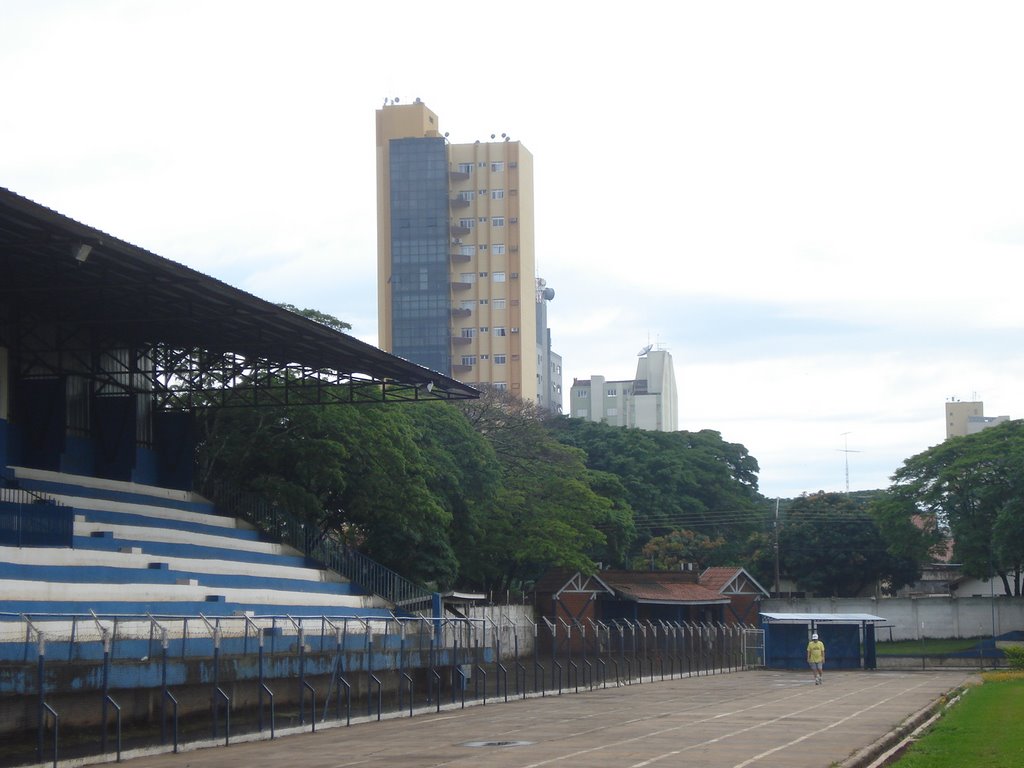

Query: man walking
807,632,826,685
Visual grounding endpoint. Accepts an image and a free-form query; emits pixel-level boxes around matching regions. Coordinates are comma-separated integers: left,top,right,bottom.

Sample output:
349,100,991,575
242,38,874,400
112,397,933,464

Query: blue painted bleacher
1,466,392,620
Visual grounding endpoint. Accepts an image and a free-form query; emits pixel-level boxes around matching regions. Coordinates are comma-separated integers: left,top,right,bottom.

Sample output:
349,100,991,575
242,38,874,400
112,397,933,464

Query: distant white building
569,347,678,432
945,400,1010,439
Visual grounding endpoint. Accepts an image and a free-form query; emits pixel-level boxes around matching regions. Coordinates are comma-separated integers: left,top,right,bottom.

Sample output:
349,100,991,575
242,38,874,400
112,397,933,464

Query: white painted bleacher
2,467,391,617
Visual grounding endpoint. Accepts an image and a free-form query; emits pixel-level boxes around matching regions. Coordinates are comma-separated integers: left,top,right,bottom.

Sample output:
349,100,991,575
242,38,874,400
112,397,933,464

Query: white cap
811,633,818,640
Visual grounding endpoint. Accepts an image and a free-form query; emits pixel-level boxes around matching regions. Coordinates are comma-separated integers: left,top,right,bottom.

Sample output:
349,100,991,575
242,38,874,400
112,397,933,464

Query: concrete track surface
117,669,976,768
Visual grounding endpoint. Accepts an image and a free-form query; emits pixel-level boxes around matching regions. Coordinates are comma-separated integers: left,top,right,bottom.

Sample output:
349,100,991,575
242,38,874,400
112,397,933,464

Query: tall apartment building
945,399,1009,438
569,347,679,432
376,100,559,406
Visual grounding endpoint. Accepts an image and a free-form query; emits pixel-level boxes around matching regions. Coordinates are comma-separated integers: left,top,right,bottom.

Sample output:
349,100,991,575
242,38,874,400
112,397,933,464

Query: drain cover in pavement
461,740,533,748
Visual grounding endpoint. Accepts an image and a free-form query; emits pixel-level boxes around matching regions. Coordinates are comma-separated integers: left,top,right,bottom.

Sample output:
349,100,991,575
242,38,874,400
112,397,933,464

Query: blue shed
762,612,886,670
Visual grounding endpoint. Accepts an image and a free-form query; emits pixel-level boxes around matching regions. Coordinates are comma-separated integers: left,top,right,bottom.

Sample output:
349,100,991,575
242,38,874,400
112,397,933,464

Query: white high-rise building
569,347,678,432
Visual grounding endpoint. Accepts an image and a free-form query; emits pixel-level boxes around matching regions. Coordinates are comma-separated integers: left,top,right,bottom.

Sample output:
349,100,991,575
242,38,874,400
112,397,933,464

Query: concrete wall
458,603,536,659
764,596,1024,641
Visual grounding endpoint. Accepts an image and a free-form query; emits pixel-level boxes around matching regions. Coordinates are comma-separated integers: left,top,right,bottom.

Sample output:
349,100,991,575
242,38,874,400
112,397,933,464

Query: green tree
197,401,460,587
887,419,1024,595
456,387,630,591
633,529,726,571
547,418,763,562
779,491,915,597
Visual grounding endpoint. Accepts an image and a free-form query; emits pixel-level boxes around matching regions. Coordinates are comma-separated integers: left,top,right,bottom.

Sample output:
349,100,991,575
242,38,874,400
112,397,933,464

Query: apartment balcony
450,307,472,318
449,169,470,181
450,224,472,237
450,251,471,263
450,280,473,291
452,364,473,374
450,197,470,209
452,335,472,345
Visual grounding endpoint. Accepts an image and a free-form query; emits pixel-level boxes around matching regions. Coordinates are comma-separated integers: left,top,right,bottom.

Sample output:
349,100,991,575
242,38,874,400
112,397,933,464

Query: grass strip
891,677,1024,767
875,638,984,656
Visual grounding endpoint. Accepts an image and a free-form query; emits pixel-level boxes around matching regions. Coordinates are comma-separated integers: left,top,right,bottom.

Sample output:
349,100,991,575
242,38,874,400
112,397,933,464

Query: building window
459,272,476,283
461,327,476,338
607,408,618,417
479,243,488,250
459,300,475,310
492,244,506,255
479,327,489,333
457,190,474,201
491,189,505,199
490,162,504,172
478,271,488,277
491,216,505,227
461,356,477,366
458,163,473,174
607,388,617,396
478,216,487,223
493,326,507,337
479,298,489,305
493,381,508,390
494,354,507,364
493,298,506,309
458,217,475,229
577,389,589,398
459,245,475,256
480,354,489,360
493,272,506,282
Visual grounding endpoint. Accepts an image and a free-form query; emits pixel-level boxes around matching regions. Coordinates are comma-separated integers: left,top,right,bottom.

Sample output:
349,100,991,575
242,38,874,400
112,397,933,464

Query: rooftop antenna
838,432,862,494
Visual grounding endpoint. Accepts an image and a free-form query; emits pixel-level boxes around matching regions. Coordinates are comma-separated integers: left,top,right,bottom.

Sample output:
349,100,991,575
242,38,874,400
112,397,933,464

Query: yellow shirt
807,640,825,663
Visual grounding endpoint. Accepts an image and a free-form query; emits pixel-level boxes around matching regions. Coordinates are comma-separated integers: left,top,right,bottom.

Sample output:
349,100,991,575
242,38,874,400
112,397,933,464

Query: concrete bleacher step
2,579,385,610
0,544,346,585
2,468,392,619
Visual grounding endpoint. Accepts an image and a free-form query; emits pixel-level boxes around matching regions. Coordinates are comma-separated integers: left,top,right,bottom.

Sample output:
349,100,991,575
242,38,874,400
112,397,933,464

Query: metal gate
742,628,765,668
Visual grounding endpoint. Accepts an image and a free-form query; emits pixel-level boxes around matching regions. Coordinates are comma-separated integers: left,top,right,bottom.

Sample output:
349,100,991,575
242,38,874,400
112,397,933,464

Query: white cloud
3,0,1023,499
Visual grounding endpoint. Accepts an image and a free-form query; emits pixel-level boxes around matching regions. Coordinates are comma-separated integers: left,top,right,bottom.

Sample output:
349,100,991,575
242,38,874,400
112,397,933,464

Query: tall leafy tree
887,419,1024,596
547,418,763,562
456,387,631,591
779,491,916,597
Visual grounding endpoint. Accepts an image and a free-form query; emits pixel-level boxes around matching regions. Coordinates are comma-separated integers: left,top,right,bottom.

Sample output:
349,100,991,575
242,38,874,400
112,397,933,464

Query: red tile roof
597,570,729,605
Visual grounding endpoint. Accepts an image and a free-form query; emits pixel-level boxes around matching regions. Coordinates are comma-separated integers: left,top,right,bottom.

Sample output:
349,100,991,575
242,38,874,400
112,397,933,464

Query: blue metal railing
0,489,73,548
209,484,433,613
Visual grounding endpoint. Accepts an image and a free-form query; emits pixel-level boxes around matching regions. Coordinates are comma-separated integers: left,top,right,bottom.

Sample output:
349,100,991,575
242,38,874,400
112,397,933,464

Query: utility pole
773,498,781,597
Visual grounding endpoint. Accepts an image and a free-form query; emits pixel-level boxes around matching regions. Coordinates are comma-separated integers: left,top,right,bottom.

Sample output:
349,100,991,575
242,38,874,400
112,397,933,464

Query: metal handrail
212,687,230,745
162,689,179,752
0,489,72,547
103,695,122,761
210,483,433,613
41,702,59,768
301,681,316,733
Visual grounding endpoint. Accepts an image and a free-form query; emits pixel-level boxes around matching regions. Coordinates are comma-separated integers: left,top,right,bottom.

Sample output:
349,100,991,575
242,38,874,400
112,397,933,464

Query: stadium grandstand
0,186,488,762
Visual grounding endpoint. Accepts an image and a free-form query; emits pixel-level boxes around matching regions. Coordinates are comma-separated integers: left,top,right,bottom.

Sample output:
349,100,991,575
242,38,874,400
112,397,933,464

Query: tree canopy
778,491,919,597
882,419,1024,596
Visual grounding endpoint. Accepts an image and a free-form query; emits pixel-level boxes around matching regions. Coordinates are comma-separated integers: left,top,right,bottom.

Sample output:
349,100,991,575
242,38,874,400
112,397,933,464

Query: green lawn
875,637,984,656
891,678,1024,767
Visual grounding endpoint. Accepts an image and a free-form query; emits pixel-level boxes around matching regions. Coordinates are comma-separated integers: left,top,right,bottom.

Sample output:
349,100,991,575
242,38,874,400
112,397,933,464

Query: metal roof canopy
761,612,887,623
0,187,479,407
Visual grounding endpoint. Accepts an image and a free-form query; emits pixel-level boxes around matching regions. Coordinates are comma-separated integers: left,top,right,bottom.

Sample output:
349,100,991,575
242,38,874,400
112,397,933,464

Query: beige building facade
945,399,1009,439
376,101,551,403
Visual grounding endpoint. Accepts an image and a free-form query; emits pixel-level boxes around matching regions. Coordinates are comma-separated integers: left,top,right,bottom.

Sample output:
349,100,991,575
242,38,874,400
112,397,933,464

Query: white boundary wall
459,603,537,658
764,596,1024,641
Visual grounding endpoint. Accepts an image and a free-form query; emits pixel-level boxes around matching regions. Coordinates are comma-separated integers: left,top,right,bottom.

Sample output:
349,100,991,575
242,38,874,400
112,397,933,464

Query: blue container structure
762,612,885,670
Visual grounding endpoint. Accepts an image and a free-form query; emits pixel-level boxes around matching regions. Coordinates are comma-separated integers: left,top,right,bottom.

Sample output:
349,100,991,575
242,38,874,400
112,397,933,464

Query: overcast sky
3,1,1022,499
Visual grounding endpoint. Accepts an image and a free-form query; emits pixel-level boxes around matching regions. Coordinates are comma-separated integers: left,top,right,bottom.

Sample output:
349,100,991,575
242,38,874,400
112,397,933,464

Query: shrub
1001,645,1024,670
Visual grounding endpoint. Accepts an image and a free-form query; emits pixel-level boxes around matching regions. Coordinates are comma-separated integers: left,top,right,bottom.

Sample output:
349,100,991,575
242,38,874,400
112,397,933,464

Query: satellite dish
637,344,653,357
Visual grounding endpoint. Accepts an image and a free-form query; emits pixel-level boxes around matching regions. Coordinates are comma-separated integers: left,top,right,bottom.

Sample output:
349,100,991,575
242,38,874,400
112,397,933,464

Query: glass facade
389,137,451,374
